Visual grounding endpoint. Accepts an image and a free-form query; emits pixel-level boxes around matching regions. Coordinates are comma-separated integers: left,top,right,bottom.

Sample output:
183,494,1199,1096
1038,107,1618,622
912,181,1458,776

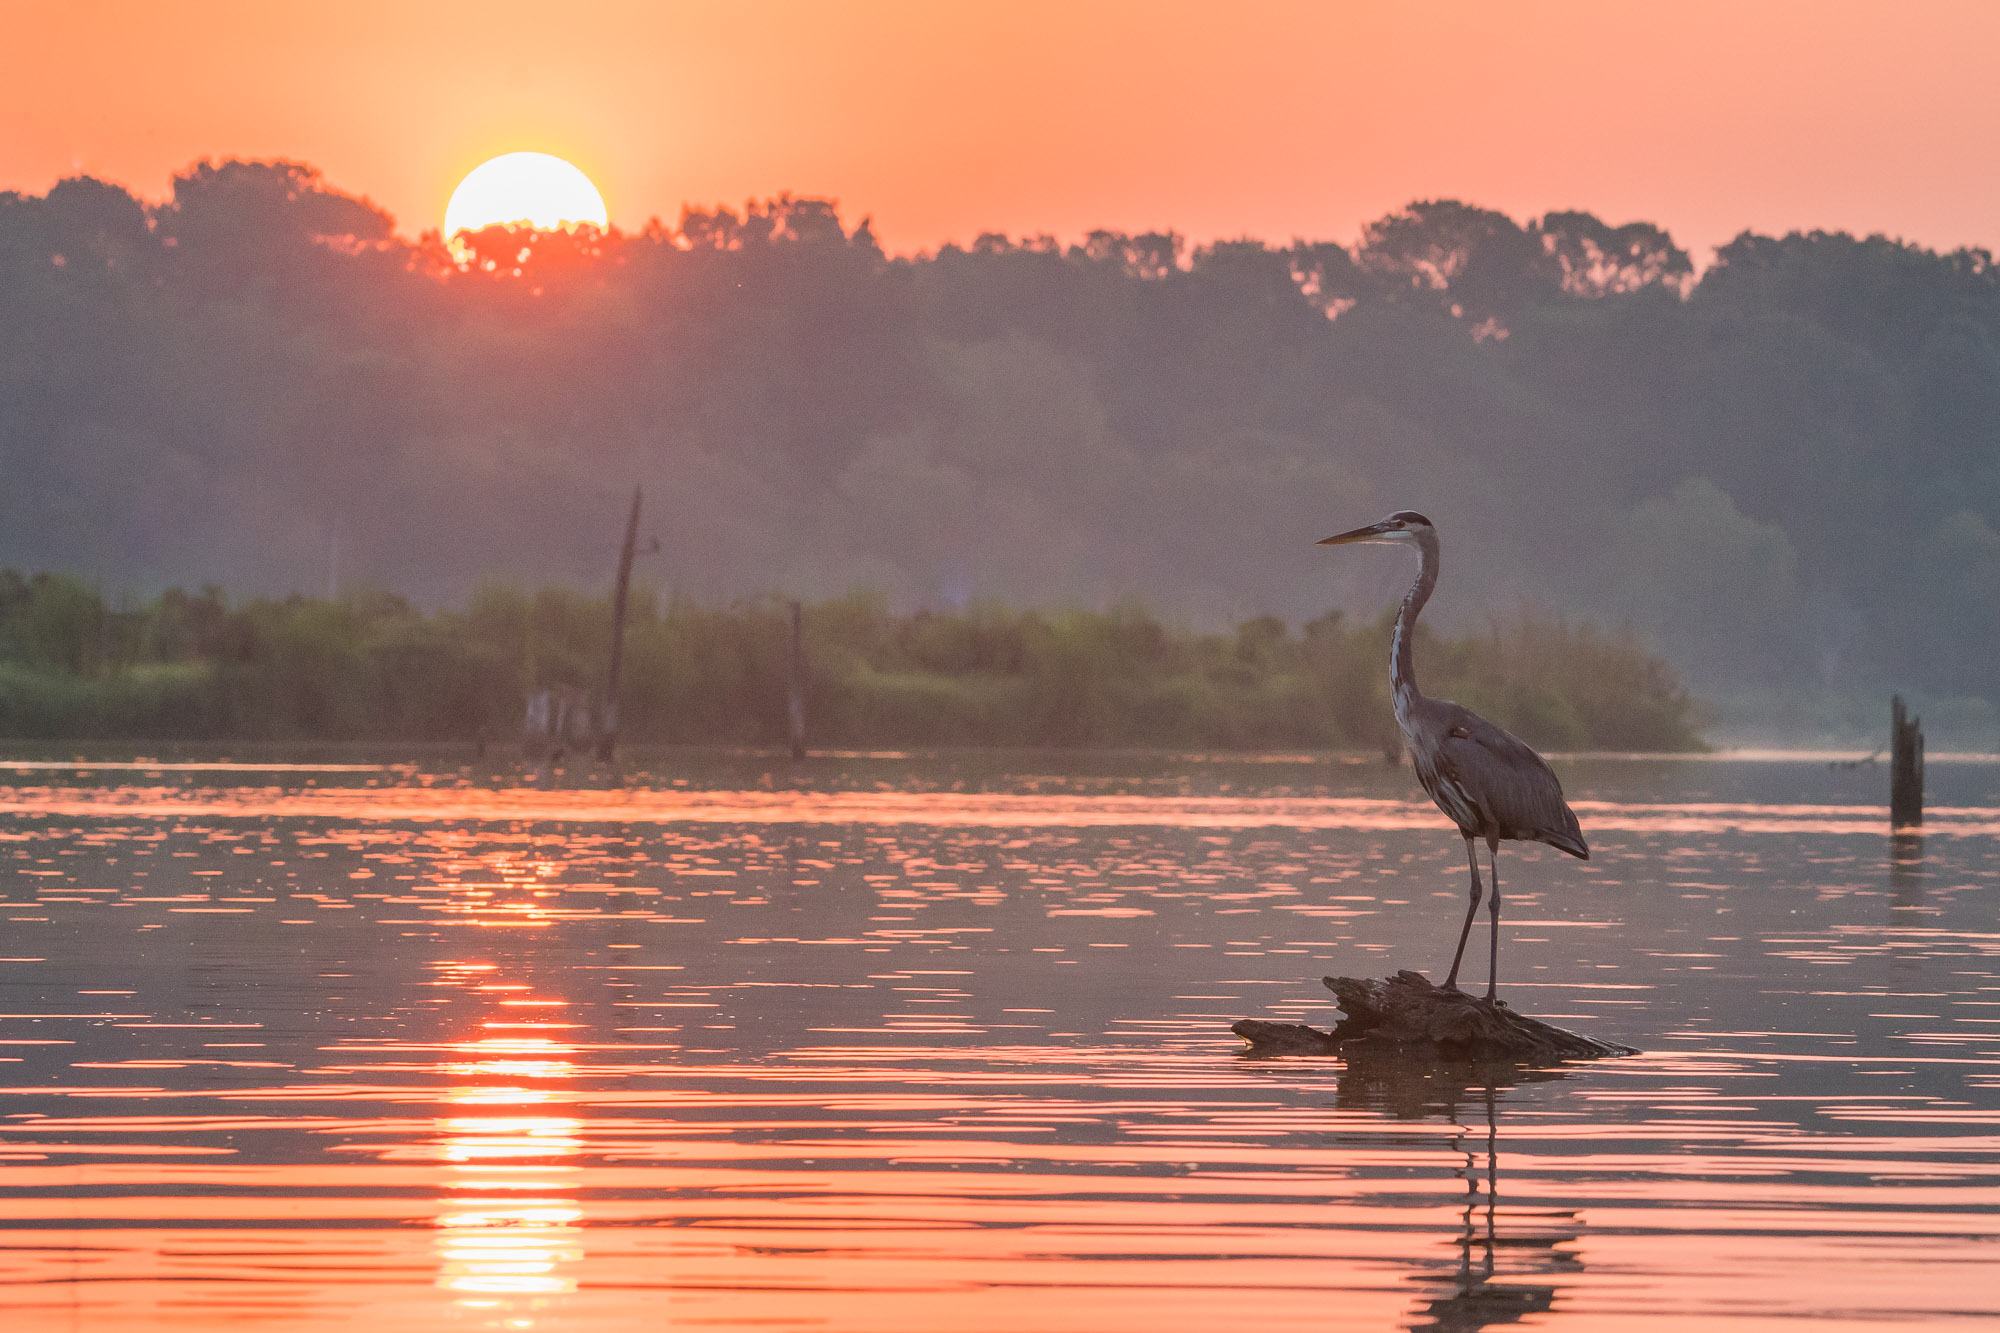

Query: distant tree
0,176,154,277
1918,510,2000,697
1699,229,2000,367
1357,199,1557,329
162,159,392,246
676,202,746,250
153,159,395,297
0,572,104,674
1535,210,1692,297
1908,317,2000,507
452,221,621,289
1604,478,1807,686
1074,229,1184,279
675,195,869,253
1287,240,1372,317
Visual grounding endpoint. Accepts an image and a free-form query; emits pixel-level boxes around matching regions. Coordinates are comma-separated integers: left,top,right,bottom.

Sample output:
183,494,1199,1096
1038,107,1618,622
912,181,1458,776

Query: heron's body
1403,700,1588,859
1321,511,1586,999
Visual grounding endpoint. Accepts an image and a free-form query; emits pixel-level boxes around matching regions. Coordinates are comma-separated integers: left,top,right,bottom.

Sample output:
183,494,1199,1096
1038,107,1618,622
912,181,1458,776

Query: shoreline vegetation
0,572,1704,752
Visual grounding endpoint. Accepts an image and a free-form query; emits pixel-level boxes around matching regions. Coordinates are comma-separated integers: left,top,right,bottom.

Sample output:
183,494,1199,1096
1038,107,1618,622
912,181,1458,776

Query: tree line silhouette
2,160,1996,737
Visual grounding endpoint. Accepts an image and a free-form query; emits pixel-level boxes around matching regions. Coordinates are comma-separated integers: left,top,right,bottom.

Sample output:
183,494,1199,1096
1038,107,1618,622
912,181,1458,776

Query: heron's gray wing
1435,710,1589,858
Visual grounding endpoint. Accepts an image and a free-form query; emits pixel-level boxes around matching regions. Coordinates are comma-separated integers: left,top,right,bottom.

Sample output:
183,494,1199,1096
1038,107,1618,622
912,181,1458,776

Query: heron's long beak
1316,522,1389,546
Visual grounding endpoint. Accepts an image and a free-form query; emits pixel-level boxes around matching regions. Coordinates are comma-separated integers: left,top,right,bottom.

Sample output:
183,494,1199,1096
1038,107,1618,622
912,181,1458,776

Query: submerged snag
1233,970,1638,1063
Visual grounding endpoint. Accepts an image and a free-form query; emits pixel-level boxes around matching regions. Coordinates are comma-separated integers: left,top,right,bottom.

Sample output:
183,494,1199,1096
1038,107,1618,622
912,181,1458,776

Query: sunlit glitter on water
0,754,1996,1329
433,1022,586,1317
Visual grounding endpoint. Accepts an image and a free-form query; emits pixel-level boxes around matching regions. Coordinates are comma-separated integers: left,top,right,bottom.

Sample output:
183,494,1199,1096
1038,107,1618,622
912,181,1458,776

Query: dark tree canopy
1,158,1997,737
1538,210,1692,298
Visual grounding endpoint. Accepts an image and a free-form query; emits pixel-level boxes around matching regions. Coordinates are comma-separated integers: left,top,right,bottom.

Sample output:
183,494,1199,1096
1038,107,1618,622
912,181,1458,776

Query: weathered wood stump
1233,969,1638,1063
1891,694,1924,829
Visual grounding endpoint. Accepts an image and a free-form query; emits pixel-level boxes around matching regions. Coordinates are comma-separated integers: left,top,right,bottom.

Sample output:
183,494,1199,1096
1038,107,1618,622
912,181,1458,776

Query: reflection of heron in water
1407,1083,1581,1333
1319,514,1587,1000
1324,1060,1582,1331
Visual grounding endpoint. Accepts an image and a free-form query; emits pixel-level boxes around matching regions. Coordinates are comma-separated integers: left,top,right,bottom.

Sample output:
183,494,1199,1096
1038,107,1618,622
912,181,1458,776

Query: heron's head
1316,511,1433,547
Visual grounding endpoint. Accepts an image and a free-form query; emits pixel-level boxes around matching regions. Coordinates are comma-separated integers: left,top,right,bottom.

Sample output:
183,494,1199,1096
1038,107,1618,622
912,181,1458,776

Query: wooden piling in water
1890,695,1924,829
596,487,643,763
787,599,807,760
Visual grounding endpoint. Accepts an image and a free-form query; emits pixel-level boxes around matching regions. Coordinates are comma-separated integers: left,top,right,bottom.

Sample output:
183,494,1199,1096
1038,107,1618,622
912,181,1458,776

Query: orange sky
5,0,1997,261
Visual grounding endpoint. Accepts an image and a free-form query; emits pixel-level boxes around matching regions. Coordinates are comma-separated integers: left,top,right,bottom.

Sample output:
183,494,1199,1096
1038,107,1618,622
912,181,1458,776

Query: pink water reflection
4,784,1997,838
0,764,1996,1328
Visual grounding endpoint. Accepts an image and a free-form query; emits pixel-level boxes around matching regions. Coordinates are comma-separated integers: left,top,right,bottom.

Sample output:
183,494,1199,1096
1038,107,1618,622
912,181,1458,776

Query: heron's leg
1443,836,1483,990
1485,843,1502,1002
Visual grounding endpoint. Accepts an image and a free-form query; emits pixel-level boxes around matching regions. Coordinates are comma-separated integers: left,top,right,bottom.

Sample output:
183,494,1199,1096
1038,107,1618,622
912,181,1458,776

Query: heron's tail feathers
1542,826,1589,860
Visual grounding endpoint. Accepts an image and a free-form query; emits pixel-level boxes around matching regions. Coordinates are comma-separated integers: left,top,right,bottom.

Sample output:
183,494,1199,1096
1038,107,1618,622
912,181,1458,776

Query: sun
443,152,609,242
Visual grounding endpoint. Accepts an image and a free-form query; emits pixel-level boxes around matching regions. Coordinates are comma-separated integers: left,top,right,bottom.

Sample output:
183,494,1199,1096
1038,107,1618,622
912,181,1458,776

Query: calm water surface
0,750,1995,1330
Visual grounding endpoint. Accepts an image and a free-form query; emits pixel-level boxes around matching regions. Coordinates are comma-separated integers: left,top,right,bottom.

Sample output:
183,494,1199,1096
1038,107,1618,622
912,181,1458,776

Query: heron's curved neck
1390,532,1439,712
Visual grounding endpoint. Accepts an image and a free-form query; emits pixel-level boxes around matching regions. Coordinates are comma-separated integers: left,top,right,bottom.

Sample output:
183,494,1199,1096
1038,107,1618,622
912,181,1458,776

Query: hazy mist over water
0,751,1995,1329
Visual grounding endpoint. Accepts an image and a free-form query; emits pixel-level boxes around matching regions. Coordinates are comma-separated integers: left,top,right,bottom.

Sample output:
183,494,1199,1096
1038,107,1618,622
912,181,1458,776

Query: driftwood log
1233,969,1637,1063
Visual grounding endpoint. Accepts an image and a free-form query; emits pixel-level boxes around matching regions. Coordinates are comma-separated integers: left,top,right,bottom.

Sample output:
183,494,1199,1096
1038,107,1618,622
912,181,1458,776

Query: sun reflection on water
433,996,585,1324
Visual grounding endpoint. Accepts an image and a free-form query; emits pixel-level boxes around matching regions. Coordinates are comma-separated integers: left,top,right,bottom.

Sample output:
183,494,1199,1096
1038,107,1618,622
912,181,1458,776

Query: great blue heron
1319,511,1587,1000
